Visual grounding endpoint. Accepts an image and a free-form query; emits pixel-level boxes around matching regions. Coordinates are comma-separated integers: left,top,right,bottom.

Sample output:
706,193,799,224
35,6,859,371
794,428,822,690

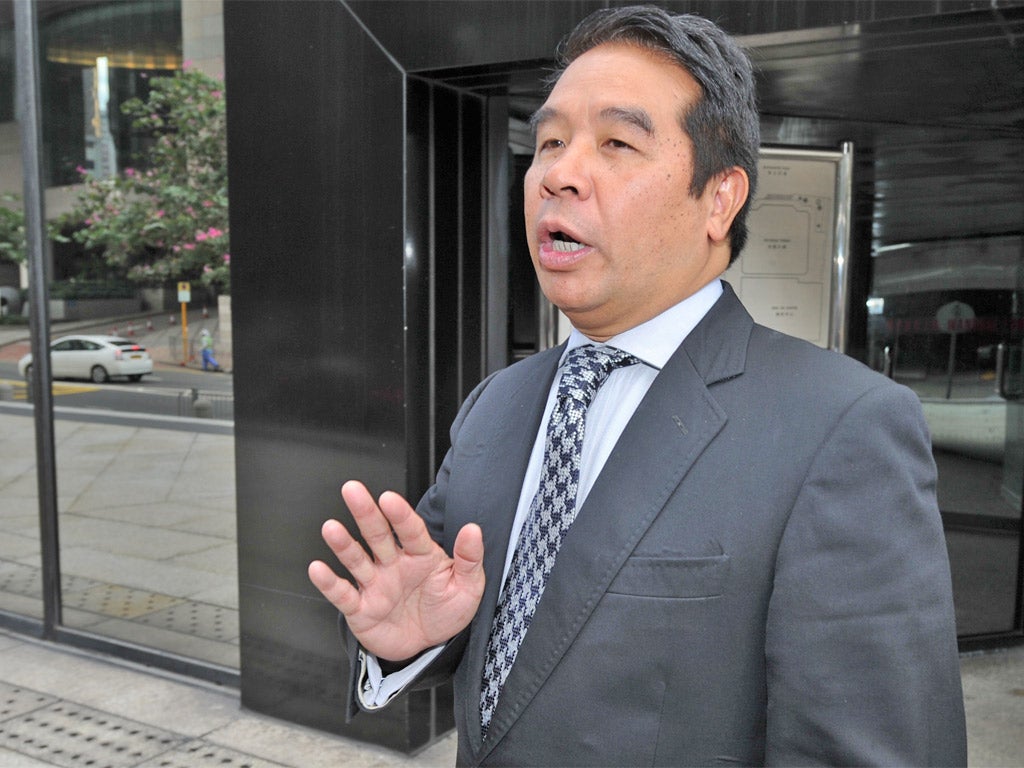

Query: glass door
870,274,1024,638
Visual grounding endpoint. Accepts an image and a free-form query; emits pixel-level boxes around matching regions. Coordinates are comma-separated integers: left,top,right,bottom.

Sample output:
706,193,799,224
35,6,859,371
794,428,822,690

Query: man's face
524,42,732,340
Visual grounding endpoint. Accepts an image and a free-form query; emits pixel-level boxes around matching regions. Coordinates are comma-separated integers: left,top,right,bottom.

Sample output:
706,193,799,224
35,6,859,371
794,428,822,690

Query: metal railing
177,388,234,420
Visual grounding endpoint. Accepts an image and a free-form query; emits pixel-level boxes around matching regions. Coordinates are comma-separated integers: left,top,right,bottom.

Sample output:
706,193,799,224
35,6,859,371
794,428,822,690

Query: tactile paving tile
0,559,104,598
0,560,37,597
0,700,184,767
133,600,239,643
61,583,186,619
137,740,288,767
0,682,56,722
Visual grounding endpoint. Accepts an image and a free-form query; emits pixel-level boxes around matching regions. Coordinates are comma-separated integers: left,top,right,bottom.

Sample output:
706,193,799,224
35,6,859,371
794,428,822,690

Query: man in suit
309,6,967,765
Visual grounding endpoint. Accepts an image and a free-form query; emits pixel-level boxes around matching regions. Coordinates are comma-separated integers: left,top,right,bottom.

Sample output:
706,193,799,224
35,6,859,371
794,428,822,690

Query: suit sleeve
764,382,967,766
342,372,498,719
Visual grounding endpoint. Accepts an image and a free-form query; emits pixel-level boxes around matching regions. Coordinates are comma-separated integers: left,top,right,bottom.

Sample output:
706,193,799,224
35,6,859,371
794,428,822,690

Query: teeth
552,239,586,252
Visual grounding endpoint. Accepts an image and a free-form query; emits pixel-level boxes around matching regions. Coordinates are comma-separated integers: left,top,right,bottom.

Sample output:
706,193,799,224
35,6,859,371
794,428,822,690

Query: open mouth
551,230,587,253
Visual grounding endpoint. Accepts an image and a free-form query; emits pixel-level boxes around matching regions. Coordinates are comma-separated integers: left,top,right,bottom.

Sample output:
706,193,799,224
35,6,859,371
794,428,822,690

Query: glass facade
1,0,236,678
870,236,1024,637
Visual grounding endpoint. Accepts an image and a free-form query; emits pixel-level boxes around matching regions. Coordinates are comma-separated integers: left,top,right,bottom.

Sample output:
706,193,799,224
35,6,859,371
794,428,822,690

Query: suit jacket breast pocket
607,554,730,598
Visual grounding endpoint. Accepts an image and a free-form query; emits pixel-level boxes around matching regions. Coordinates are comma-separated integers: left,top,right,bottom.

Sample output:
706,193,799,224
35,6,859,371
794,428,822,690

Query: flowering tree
0,193,26,266
58,64,230,293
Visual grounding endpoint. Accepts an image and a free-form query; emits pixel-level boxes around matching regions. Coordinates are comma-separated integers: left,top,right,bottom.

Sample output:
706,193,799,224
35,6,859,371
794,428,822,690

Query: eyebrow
529,105,656,137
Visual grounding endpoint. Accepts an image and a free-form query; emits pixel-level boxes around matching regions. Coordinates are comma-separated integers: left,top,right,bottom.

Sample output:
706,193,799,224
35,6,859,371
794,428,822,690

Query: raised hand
308,480,485,662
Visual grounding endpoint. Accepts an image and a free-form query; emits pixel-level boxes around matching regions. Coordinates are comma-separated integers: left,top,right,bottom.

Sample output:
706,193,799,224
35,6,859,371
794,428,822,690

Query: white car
19,335,154,384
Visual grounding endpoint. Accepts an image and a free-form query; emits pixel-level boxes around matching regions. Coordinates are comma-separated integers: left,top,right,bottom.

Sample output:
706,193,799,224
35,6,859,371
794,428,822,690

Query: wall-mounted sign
725,143,853,351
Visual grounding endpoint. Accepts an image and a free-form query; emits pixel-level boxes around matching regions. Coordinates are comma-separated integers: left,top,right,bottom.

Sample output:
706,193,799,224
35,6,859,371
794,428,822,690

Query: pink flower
124,167,135,177
183,243,195,251
222,253,230,264
195,230,208,242
172,245,181,253
202,200,213,208
182,59,193,70
206,227,223,239
75,165,88,176
211,91,223,99
155,210,165,219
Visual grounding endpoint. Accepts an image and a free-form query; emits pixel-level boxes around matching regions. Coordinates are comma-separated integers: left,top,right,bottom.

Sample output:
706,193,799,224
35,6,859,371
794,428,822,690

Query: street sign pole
936,301,975,400
178,282,191,365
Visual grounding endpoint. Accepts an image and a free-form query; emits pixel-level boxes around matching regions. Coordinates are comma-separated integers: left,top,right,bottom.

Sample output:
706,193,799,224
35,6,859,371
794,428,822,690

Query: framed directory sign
725,143,853,352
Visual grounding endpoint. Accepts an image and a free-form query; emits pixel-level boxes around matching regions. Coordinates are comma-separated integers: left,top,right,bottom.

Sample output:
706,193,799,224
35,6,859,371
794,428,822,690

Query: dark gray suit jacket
347,284,967,766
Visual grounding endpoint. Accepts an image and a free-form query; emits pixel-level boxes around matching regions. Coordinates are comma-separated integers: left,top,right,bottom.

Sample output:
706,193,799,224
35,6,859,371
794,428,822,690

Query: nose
539,143,593,200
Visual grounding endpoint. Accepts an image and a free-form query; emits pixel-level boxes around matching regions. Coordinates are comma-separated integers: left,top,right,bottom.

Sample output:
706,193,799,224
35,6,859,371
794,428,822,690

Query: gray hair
552,5,760,262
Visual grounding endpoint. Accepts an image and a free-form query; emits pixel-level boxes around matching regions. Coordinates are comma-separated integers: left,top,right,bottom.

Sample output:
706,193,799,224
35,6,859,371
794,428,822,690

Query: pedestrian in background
199,328,220,372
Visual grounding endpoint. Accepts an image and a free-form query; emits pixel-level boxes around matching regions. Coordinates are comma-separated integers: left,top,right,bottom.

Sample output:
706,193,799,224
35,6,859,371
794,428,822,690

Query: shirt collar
563,279,723,371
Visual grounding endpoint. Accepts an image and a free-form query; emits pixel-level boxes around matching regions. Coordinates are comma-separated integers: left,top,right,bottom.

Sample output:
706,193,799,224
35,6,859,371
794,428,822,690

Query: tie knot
558,345,639,405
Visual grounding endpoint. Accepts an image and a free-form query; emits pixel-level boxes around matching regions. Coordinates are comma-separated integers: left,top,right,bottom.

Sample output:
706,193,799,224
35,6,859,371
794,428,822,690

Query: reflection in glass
0,410,44,620
870,239,1024,637
55,420,238,667
0,0,238,669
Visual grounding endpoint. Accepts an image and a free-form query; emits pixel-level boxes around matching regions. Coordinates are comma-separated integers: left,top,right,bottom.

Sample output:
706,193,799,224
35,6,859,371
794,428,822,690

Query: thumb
451,523,485,581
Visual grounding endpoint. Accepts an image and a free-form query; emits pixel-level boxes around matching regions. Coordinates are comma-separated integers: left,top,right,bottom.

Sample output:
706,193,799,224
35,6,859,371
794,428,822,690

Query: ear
706,167,750,245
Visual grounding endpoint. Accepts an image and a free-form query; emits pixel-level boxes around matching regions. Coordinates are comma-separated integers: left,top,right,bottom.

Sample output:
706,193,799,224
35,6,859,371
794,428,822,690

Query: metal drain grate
62,583,186,620
133,601,238,643
140,740,288,767
0,681,56,721
0,700,183,768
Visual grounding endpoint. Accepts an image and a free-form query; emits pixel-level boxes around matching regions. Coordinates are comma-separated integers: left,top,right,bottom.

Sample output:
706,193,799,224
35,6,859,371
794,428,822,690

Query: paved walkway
0,625,1020,767
0,629,458,768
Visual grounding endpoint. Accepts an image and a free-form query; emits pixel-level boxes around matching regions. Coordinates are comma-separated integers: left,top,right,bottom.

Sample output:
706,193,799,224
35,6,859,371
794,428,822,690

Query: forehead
538,42,700,126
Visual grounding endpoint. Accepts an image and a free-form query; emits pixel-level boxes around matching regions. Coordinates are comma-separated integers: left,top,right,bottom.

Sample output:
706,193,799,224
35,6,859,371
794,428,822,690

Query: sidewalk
0,627,1020,767
0,629,458,768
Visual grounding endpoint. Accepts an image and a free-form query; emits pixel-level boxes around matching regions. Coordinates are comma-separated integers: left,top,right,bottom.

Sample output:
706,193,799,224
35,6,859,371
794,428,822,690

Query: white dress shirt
358,279,723,708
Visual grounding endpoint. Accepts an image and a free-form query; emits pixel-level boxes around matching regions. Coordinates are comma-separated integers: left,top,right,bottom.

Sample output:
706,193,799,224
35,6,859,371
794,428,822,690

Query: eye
537,137,565,153
605,138,634,151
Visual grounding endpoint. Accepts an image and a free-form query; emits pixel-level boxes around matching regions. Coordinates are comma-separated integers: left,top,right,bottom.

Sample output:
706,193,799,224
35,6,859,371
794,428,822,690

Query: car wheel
90,365,110,384
128,374,143,382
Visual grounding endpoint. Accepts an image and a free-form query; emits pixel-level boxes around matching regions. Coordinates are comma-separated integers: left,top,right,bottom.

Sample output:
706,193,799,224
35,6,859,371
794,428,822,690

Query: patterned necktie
479,344,640,736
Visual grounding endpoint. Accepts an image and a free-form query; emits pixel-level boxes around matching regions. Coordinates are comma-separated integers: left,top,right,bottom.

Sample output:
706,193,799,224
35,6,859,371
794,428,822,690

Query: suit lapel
457,345,564,753
477,285,753,758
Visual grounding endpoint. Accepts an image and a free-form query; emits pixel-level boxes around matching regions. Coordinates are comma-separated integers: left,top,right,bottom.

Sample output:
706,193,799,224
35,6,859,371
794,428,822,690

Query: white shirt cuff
356,645,446,710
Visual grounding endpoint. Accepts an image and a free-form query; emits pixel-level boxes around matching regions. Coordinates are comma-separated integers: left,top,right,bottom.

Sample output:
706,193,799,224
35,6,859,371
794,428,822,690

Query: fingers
318,517,380,588
341,480,399,565
307,559,361,614
378,490,437,557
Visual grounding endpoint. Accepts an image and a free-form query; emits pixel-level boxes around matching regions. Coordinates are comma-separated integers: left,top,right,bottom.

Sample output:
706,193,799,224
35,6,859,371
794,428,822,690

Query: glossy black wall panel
224,0,434,750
